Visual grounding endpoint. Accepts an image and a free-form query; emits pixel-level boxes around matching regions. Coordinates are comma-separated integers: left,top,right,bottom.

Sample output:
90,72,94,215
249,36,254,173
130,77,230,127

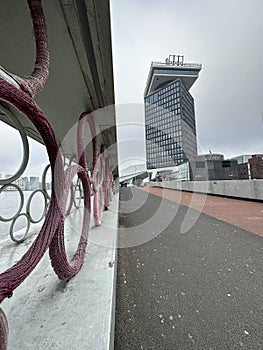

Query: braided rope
0,308,8,350
11,0,49,97
0,79,78,290
0,40,114,345
0,2,49,344
0,78,114,346
77,112,98,172
0,106,115,348
0,79,91,346
49,164,91,280
77,113,109,226
0,0,114,345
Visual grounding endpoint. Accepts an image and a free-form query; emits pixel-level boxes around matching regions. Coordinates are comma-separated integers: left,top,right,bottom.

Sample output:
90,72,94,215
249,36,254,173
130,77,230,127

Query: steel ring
73,178,83,209
26,189,48,224
0,184,24,222
9,212,30,243
41,164,51,200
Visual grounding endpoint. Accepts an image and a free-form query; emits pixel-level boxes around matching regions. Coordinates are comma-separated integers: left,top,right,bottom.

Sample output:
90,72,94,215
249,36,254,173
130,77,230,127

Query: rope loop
5,0,49,97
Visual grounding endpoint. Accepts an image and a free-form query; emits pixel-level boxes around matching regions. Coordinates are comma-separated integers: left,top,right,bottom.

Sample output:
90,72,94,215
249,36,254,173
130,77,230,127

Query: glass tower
144,55,201,170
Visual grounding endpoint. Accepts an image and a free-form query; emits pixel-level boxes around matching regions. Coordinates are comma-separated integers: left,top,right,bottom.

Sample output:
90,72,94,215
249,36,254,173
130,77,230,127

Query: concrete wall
149,179,263,201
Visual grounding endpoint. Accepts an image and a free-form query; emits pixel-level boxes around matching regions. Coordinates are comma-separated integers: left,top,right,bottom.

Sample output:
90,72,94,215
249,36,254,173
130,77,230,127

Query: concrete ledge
149,180,263,201
0,194,119,349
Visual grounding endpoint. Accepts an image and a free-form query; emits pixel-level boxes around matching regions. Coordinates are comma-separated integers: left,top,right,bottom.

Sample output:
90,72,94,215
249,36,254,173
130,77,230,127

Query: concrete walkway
115,187,263,349
0,194,119,349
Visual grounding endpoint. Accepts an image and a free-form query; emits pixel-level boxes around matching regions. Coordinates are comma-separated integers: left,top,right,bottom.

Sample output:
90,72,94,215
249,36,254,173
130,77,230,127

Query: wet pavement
114,187,263,350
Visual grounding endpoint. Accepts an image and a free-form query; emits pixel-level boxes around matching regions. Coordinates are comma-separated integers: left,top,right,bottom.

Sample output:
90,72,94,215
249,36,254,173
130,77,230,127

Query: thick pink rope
77,112,105,226
77,112,98,172
0,79,76,292
77,112,114,226
0,78,91,347
0,0,113,345
0,308,8,350
11,0,49,97
49,164,91,280
0,2,49,345
0,86,114,347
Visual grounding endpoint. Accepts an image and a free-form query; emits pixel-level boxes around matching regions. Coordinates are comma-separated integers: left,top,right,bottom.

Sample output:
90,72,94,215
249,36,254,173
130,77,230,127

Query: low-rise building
191,154,239,181
233,154,263,179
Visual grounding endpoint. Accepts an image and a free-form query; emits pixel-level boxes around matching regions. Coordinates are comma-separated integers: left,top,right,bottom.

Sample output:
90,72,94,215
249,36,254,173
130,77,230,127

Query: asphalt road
114,187,263,350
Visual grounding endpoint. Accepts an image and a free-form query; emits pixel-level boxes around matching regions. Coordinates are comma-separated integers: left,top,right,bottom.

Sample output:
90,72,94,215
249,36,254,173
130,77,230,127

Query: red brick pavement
140,186,263,237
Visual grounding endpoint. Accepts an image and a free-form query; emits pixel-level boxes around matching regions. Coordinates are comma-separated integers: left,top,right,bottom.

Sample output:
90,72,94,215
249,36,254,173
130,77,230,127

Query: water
0,190,49,241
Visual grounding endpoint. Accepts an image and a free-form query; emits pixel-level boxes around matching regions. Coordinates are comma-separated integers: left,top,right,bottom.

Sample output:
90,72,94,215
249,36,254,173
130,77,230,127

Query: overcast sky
111,0,263,167
0,123,49,179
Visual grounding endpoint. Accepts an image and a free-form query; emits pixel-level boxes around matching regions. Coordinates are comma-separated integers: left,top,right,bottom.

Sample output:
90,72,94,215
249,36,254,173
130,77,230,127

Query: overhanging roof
145,60,202,97
0,0,116,163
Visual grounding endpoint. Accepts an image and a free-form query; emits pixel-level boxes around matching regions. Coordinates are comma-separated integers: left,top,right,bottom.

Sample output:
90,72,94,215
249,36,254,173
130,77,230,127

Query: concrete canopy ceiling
0,0,117,167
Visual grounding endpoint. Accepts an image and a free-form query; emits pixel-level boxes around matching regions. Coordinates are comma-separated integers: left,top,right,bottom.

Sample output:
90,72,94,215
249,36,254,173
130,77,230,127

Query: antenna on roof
167,55,184,66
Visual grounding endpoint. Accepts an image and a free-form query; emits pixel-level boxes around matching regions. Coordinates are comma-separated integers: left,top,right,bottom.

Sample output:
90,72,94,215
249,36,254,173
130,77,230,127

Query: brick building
249,155,263,179
238,163,249,179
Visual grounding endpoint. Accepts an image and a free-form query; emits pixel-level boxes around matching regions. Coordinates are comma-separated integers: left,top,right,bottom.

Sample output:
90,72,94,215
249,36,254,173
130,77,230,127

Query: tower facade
144,55,201,170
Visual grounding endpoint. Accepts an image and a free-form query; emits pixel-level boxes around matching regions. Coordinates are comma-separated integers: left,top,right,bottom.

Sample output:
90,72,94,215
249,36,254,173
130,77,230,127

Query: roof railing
151,61,202,69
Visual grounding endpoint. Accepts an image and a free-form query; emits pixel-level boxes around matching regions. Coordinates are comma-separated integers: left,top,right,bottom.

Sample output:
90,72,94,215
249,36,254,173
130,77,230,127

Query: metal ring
0,184,24,222
0,105,29,185
9,213,30,243
26,189,48,224
73,178,83,209
41,164,51,200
